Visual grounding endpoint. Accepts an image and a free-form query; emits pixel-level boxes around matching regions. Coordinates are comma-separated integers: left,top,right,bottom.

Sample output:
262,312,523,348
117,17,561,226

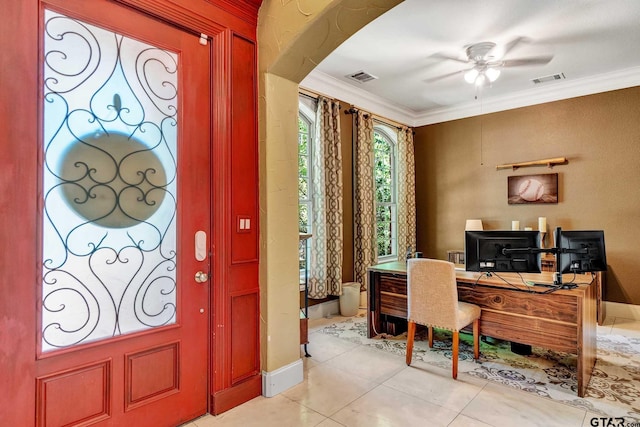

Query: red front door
34,1,210,425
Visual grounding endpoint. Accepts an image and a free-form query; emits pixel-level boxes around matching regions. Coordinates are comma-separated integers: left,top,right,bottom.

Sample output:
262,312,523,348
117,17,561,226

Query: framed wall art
508,173,558,204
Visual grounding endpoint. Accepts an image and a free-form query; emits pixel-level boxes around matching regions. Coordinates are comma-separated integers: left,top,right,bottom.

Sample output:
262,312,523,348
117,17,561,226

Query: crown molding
300,71,419,127
301,67,640,127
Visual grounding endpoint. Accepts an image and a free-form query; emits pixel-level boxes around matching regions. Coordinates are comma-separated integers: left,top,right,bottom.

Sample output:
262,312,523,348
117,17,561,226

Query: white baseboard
307,299,340,319
604,301,640,321
262,359,303,398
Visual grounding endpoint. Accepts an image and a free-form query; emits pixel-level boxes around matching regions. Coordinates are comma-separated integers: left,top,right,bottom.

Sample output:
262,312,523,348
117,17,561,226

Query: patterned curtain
353,111,377,291
308,96,343,298
397,126,417,257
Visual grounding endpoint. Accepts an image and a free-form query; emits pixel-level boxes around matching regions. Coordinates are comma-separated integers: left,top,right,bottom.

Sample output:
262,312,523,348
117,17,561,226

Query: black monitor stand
502,228,579,289
501,245,564,288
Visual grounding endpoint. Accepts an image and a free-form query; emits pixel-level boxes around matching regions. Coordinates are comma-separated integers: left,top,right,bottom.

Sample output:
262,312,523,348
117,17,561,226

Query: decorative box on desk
447,250,465,265
541,253,555,272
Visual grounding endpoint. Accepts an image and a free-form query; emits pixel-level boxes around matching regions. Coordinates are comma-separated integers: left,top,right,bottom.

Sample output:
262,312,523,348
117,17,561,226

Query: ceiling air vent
531,73,566,85
346,70,378,83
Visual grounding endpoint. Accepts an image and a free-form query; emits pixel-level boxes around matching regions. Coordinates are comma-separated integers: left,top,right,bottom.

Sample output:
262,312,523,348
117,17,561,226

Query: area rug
317,315,640,419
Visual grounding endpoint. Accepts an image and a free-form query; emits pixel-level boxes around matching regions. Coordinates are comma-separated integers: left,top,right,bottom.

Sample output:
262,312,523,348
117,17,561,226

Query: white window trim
298,110,314,234
373,124,398,263
298,102,315,286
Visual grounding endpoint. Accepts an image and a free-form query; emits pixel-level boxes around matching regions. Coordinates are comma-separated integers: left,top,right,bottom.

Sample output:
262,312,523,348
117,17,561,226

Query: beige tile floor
183,313,640,427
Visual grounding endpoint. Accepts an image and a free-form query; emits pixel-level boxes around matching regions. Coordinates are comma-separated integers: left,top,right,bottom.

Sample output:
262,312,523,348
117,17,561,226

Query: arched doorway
256,0,403,383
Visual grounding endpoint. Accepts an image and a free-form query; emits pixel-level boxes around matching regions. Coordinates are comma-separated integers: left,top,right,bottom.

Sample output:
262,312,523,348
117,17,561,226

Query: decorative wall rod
496,157,568,170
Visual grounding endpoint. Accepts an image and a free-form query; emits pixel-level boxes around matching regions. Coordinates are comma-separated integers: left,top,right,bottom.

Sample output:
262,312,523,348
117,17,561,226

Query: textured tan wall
414,87,640,304
259,0,337,77
258,73,301,371
259,0,403,80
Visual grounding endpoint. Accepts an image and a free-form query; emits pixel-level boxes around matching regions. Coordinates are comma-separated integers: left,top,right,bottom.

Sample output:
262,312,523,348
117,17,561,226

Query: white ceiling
300,0,640,126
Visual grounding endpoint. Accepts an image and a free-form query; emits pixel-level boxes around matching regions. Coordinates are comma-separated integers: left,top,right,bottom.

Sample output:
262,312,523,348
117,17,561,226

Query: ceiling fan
426,37,553,86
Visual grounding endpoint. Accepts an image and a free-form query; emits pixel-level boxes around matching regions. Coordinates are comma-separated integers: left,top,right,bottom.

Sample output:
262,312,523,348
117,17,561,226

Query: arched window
298,101,315,286
298,110,313,234
373,126,398,261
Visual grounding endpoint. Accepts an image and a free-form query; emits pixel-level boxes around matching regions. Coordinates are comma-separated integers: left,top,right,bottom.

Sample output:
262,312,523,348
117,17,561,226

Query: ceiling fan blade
502,55,553,67
423,69,467,83
501,36,530,57
429,52,470,64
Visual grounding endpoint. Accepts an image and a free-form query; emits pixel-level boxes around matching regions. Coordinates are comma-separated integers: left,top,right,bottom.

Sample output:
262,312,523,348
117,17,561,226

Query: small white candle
524,226,533,231
511,221,520,231
538,217,547,232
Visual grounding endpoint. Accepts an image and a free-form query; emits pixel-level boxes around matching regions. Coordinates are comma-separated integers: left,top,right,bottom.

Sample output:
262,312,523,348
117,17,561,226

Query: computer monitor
465,230,541,273
557,230,607,274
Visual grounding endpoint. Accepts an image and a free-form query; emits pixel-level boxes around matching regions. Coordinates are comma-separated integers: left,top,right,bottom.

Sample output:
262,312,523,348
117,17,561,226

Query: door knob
195,271,209,283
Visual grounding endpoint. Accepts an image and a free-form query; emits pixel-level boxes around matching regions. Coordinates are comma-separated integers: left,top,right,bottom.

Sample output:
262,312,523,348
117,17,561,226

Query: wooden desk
367,261,597,397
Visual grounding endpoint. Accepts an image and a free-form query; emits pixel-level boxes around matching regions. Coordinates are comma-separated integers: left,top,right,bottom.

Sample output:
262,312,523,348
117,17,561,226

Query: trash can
339,282,360,317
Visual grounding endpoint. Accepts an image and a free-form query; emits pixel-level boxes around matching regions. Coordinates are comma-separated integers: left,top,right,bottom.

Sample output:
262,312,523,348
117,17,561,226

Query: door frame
0,1,261,425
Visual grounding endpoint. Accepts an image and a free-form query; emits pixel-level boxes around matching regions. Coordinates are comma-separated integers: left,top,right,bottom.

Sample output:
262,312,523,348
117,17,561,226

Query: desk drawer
458,285,578,324
380,291,407,318
379,274,407,295
479,310,577,354
379,274,408,318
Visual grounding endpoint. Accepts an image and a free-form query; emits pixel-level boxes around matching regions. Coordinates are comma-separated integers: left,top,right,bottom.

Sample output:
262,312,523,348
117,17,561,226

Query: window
298,113,313,234
373,127,397,261
298,104,315,286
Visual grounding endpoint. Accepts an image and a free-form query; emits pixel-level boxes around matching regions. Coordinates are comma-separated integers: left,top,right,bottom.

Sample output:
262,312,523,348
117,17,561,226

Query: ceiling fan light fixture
464,67,500,86
464,68,479,83
485,67,500,82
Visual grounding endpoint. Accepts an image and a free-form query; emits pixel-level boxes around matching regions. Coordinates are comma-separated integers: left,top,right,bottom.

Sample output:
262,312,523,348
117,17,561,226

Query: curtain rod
299,91,318,102
299,86,322,98
298,87,337,102
298,89,342,109
344,107,408,131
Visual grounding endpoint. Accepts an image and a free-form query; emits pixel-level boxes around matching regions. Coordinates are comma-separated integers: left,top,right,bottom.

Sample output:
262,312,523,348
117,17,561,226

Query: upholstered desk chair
405,258,481,379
